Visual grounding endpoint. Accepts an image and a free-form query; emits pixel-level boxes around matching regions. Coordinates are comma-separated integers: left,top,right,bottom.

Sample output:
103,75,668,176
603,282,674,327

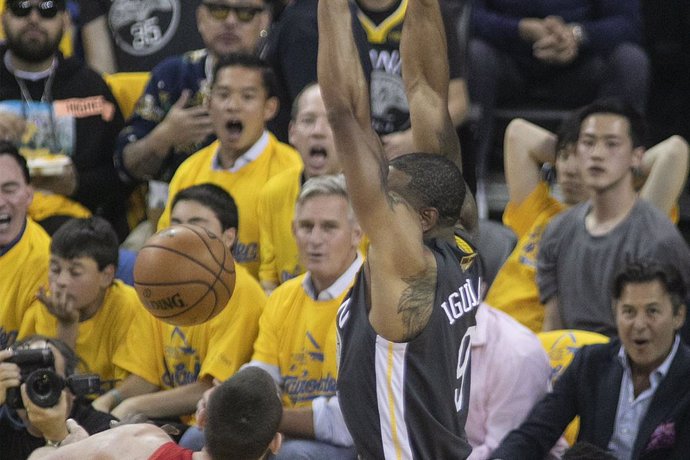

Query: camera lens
25,369,64,408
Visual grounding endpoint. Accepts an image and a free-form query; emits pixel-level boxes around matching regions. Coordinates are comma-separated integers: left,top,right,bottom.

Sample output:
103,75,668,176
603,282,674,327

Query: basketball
133,224,236,326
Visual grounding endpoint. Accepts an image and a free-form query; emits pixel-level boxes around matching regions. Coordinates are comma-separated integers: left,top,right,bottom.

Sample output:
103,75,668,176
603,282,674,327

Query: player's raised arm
401,0,477,233
317,0,416,249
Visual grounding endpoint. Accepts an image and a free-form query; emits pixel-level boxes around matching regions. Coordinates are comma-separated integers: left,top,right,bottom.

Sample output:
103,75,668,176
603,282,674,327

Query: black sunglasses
8,0,64,19
203,3,264,23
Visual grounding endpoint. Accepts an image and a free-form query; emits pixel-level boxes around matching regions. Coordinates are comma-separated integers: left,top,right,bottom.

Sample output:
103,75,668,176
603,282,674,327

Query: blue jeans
178,426,205,451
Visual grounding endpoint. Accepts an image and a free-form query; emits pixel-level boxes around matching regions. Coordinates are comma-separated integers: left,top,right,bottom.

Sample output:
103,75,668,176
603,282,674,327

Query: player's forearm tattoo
398,265,436,340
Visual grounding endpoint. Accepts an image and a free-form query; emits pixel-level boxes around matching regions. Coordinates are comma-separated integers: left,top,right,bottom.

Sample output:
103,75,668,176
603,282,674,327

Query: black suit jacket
491,339,690,460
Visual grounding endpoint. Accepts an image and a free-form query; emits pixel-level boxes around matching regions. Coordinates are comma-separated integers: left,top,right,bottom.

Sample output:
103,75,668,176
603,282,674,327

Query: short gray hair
296,174,355,221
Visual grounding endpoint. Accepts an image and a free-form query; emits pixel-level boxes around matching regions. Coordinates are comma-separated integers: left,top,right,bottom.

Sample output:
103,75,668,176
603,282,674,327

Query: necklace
4,52,61,153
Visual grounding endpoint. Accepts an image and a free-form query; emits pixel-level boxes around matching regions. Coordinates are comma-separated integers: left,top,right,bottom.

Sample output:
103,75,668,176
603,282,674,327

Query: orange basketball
133,224,236,326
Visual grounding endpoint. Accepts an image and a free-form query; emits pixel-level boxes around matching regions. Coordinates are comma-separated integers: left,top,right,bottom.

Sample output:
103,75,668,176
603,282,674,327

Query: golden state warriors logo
109,0,180,56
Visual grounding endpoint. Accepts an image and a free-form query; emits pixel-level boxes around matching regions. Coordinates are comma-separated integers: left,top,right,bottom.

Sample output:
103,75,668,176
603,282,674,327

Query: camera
5,348,101,409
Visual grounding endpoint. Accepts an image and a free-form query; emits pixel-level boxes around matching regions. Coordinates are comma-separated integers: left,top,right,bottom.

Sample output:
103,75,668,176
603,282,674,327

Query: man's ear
100,264,116,288
419,207,439,233
221,227,237,251
631,146,644,169
264,96,279,122
673,304,687,331
268,432,283,455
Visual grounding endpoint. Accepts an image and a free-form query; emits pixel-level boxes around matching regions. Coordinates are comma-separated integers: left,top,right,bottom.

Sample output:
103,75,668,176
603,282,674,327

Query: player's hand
21,385,70,443
0,350,21,405
109,412,150,427
159,90,214,150
110,397,143,420
60,418,89,446
382,129,415,159
37,286,79,326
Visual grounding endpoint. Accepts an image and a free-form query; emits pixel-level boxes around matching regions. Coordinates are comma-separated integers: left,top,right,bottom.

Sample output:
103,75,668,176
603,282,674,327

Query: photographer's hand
21,385,70,444
0,350,21,405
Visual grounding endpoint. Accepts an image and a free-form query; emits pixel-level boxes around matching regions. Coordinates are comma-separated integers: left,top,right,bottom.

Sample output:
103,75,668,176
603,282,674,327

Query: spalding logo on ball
133,224,236,326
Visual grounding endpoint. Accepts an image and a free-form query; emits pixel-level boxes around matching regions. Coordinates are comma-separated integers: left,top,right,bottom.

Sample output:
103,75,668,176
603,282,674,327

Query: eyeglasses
7,0,64,19
203,3,264,23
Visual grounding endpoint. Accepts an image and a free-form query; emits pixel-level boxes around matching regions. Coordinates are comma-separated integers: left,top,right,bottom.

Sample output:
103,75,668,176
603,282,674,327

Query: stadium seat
537,329,610,446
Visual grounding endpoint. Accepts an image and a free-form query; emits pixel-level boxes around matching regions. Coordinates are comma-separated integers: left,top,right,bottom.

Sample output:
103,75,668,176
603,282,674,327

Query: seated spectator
156,54,301,279
258,82,341,293
18,216,139,385
0,336,115,460
114,0,273,246
467,303,565,460
0,142,50,349
0,0,128,238
487,113,689,333
179,175,362,456
469,0,650,216
264,0,370,142
27,367,283,460
491,261,690,459
78,0,205,74
250,175,361,458
354,0,468,159
537,99,690,335
92,184,266,429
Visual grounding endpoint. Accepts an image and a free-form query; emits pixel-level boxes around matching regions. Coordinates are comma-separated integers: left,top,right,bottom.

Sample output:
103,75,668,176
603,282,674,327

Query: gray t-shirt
537,199,690,335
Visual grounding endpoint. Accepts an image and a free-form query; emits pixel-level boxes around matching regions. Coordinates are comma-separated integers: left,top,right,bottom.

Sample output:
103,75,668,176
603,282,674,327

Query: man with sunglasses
114,0,271,249
0,0,128,240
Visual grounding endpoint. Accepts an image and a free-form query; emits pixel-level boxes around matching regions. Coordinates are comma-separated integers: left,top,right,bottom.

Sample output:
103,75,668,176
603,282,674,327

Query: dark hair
171,183,239,232
205,367,282,460
576,98,647,148
50,217,119,270
291,82,318,120
13,335,78,378
389,154,465,227
563,442,617,460
555,110,582,155
212,53,277,99
0,141,30,184
613,261,687,314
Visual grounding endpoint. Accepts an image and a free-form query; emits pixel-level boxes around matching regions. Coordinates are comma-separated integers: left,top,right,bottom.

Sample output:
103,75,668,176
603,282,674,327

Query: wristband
110,388,123,406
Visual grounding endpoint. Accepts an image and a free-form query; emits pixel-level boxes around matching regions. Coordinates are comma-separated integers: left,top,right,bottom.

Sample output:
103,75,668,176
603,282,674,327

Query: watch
44,439,62,448
570,24,587,45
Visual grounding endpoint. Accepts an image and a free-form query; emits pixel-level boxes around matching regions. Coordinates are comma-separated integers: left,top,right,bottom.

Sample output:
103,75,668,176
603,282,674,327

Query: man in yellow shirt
18,216,138,384
181,175,362,456
258,82,341,293
157,53,302,279
93,184,266,430
0,142,50,349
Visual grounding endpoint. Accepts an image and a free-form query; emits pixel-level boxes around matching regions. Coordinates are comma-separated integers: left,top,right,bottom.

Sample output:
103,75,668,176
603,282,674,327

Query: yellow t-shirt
251,274,350,408
29,191,92,223
18,280,139,383
485,182,564,333
157,134,302,279
114,264,265,390
0,219,50,349
258,167,304,286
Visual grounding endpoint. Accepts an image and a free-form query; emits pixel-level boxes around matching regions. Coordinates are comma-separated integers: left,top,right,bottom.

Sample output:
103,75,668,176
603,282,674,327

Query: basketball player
91,184,266,427
318,0,481,458
27,367,283,460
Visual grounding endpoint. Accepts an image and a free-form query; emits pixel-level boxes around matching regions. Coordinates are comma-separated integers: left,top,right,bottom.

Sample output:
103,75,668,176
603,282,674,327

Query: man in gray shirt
537,98,690,335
